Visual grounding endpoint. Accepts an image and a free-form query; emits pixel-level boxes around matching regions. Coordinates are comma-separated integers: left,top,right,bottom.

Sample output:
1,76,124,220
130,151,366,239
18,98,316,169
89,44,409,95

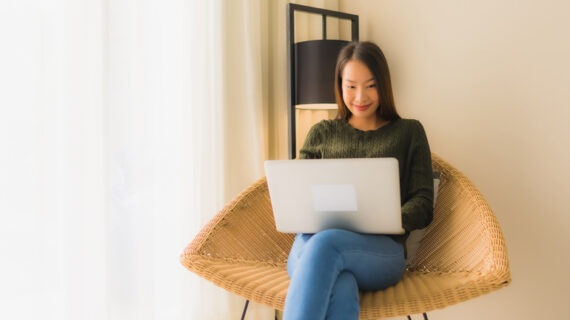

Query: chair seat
180,154,511,318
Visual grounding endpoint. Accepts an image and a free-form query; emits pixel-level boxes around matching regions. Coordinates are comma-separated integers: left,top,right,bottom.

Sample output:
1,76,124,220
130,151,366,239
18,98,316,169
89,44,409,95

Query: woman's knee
307,229,351,252
293,229,348,268
287,233,312,276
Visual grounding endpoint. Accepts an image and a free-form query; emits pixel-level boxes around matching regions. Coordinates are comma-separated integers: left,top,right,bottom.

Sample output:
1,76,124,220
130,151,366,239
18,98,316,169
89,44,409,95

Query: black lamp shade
294,39,349,105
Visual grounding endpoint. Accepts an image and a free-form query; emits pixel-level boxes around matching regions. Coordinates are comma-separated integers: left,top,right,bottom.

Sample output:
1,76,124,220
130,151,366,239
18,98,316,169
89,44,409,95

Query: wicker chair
180,154,511,319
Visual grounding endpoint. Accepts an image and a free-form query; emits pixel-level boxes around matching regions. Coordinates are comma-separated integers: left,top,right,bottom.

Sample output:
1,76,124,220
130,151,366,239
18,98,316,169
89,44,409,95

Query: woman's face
341,59,380,122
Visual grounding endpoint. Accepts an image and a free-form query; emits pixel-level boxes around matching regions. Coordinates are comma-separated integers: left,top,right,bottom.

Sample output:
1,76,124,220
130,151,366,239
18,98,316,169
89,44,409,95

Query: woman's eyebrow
344,77,375,83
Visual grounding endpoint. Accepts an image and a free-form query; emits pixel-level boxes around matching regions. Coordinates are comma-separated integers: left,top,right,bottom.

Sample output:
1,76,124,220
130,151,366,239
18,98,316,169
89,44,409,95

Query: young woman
283,41,434,320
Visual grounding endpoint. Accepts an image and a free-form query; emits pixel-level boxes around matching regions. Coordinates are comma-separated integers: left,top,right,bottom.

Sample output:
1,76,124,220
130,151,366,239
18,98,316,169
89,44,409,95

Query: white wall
338,0,570,319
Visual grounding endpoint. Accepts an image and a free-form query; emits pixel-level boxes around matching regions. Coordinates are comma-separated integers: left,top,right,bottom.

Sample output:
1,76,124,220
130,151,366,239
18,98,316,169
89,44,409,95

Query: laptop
264,158,405,234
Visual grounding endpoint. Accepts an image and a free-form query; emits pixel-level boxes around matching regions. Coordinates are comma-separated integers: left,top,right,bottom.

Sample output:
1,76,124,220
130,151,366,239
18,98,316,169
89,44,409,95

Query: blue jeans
283,229,405,320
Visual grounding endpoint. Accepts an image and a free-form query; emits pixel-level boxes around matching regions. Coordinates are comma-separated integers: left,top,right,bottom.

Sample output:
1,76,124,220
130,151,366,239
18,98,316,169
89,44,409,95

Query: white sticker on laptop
311,184,358,212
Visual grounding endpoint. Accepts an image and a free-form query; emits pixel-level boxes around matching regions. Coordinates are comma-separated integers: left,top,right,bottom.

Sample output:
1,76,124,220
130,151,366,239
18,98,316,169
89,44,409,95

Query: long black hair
334,41,400,121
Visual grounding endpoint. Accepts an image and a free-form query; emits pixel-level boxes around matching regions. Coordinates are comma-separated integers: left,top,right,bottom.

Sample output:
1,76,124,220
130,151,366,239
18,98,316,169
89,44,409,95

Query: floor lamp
286,3,359,159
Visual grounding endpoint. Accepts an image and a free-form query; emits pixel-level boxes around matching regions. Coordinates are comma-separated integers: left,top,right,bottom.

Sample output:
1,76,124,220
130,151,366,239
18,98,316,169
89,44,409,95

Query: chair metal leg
407,313,429,320
407,316,412,320
240,300,250,320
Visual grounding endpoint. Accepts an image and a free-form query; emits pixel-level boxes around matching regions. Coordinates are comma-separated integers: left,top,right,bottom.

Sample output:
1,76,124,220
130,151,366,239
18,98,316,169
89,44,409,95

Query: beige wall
338,0,570,319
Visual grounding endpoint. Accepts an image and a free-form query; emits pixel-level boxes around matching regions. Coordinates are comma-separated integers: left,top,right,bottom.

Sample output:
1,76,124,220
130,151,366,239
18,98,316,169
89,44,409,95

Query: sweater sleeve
401,121,434,231
299,121,324,159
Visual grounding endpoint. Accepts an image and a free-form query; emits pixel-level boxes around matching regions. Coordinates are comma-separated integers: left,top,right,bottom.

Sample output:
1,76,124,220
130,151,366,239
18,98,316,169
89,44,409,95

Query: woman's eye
368,83,377,88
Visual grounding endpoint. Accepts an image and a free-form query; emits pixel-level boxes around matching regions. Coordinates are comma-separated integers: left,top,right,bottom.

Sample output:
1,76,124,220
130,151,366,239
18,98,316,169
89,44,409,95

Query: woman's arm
299,121,325,160
401,121,434,231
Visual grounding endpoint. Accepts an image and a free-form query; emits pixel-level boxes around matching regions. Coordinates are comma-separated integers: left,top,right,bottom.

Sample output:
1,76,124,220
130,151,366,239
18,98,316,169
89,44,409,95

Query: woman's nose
355,87,366,102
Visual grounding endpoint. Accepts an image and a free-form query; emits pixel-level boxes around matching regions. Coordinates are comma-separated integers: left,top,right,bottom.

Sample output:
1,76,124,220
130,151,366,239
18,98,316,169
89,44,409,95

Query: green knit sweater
299,118,434,242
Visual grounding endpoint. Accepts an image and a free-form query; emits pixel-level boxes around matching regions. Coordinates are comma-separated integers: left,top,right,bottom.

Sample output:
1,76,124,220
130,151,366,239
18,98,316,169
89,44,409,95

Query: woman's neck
348,116,389,131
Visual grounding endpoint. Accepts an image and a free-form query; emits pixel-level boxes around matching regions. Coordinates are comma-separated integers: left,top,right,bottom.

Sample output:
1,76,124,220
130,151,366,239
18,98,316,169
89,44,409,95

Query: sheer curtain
0,0,272,319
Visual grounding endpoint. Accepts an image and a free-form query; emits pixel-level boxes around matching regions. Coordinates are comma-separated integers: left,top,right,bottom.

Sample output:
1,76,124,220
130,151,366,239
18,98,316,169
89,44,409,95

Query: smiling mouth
353,104,371,111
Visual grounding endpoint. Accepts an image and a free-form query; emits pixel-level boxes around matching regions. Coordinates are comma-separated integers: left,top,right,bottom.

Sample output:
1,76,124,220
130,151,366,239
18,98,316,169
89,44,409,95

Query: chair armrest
181,177,295,267
411,154,510,283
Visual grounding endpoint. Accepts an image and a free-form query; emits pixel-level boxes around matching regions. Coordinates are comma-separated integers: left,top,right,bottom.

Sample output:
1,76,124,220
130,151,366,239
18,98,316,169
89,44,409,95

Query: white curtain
0,0,273,319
